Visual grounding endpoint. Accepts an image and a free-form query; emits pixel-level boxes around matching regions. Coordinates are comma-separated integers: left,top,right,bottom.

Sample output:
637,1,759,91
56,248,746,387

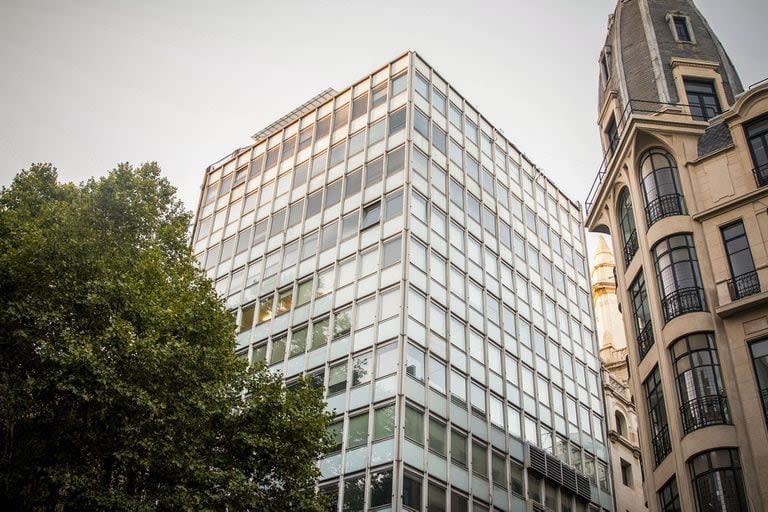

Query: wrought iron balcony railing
645,193,685,227
679,394,730,435
727,270,761,301
651,423,671,467
623,229,638,266
637,322,654,360
661,287,705,322
754,162,768,188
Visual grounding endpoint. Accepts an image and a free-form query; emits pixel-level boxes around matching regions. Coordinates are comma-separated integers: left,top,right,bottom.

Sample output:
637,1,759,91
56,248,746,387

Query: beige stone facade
592,237,649,512
586,1,768,511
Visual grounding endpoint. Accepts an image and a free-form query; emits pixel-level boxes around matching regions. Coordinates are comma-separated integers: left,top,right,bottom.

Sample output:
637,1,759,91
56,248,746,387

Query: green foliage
0,163,332,511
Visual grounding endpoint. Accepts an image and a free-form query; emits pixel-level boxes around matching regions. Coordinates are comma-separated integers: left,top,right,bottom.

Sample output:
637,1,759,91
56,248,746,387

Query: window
370,470,392,508
365,157,383,187
391,72,407,96
402,473,422,510
429,417,447,456
315,115,331,140
414,109,429,138
671,332,729,434
684,78,721,121
371,82,387,109
404,406,424,444
343,475,365,511
640,148,686,226
451,430,467,466
415,72,429,99
658,477,682,512
386,145,405,177
432,123,447,154
361,201,381,230
471,442,487,477
746,114,768,186
653,234,706,322
405,344,424,380
672,15,692,42
298,125,313,152
617,188,638,265
373,404,395,440
388,107,406,135
345,168,362,199
351,92,368,121
620,459,633,487
605,114,619,154
630,272,654,358
644,366,671,466
347,412,368,448
328,361,347,395
427,483,446,512
614,411,627,437
690,449,747,512
721,221,759,300
600,50,611,83
751,338,768,422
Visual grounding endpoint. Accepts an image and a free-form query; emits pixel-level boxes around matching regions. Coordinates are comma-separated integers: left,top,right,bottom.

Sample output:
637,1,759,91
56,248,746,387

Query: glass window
269,335,286,365
328,361,347,395
289,326,308,357
370,470,392,508
345,168,362,199
405,406,424,444
391,72,407,96
258,295,273,324
491,452,506,487
671,332,729,433
451,430,467,466
373,404,395,440
415,73,429,99
414,108,429,139
658,477,682,512
347,412,369,449
685,78,721,121
746,114,768,182
406,344,424,380
371,82,387,109
432,123,447,154
386,145,405,177
428,483,446,512
315,115,331,140
673,15,691,41
361,201,381,230
432,88,446,114
402,473,422,510
428,356,446,393
311,317,330,349
750,337,768,422
325,179,342,208
365,157,383,187
328,421,343,452
721,220,759,300
351,92,368,121
348,130,365,157
618,188,638,265
653,233,705,322
471,442,487,477
333,308,351,338
451,370,467,403
690,449,746,512
369,118,385,146
298,125,313,152
429,417,447,456
343,475,365,512
641,148,686,226
644,366,671,466
449,102,462,128
351,353,372,386
388,107,406,135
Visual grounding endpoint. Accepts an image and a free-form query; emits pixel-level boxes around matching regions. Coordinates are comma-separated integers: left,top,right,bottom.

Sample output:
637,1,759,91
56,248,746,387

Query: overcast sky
1,0,766,259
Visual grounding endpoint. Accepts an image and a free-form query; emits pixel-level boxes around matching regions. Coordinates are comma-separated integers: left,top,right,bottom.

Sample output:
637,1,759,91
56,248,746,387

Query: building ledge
716,289,768,318
692,186,768,222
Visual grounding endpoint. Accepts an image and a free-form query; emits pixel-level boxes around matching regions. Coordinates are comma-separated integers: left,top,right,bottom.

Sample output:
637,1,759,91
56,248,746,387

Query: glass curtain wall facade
192,51,611,512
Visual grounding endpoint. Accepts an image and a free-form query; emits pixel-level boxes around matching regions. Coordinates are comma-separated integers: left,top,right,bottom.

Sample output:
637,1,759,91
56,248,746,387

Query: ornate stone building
592,236,648,512
585,0,768,510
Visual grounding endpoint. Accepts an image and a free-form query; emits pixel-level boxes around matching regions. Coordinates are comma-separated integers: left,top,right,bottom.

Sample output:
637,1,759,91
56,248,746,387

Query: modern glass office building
192,51,612,512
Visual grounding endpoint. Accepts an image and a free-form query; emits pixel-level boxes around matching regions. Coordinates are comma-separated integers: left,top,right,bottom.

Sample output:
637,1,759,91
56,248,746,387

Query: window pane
405,406,424,444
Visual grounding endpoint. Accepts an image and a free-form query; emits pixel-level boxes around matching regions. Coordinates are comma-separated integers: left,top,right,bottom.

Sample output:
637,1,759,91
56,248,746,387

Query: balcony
651,423,671,466
754,162,768,188
623,229,638,266
727,270,761,301
586,99,707,216
661,287,705,323
679,394,730,435
644,193,685,227
637,322,654,360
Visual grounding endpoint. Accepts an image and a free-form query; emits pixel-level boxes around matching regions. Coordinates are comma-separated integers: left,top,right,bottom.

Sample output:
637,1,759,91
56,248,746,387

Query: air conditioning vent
528,445,547,475
562,466,577,493
545,454,563,484
577,474,592,501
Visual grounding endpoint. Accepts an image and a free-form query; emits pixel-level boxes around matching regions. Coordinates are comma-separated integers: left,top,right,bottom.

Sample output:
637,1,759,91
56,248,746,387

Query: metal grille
680,394,730,434
727,270,761,301
562,466,578,493
528,445,547,475
645,193,685,227
576,474,592,502
661,287,704,322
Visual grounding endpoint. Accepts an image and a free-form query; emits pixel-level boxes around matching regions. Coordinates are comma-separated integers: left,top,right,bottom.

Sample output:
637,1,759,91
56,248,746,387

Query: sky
1,0,766,261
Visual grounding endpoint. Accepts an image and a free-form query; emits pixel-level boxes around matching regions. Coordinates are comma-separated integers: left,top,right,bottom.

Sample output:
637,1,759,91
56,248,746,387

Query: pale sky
1,0,766,260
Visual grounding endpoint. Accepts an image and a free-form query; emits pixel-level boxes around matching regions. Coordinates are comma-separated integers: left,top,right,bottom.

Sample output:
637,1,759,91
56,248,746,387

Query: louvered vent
545,454,563,484
577,474,592,501
562,466,577,493
528,445,547,475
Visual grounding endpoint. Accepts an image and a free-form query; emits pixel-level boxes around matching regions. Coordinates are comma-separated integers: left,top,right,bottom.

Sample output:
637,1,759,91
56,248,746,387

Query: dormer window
667,13,695,43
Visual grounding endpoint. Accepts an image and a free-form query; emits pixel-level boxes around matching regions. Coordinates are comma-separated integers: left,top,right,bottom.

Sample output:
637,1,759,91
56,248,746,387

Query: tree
0,163,332,511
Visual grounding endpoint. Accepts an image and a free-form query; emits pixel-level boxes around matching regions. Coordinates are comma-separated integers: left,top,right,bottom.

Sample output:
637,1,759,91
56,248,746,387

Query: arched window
690,449,747,512
640,149,686,227
671,333,729,434
617,188,638,265
614,410,628,437
653,233,706,322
